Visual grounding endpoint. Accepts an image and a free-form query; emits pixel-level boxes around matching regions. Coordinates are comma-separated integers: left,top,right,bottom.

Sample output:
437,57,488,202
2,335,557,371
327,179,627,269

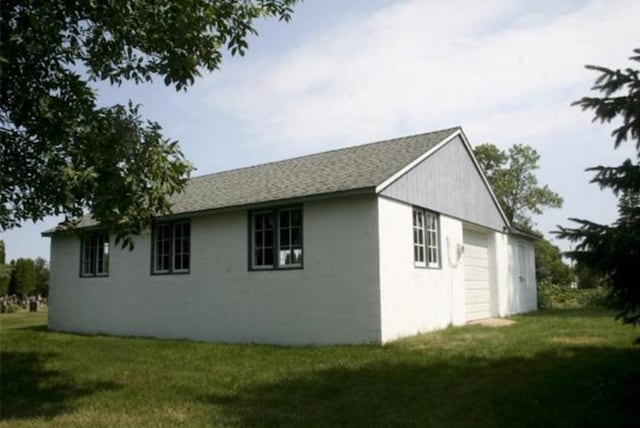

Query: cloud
202,0,640,155
7,0,640,260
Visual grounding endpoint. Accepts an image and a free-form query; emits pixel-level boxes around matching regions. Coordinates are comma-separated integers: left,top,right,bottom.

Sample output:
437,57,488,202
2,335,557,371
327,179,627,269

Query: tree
1,0,299,247
10,258,36,297
0,240,11,294
573,261,603,290
474,143,569,288
474,143,563,228
534,238,573,286
34,257,49,297
556,48,640,328
7,260,16,295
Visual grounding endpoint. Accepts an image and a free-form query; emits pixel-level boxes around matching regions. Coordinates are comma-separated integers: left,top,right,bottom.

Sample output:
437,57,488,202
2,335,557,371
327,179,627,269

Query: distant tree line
0,240,49,297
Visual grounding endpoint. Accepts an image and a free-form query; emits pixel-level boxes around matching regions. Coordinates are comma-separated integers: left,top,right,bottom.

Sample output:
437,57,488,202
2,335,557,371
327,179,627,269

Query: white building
44,127,537,345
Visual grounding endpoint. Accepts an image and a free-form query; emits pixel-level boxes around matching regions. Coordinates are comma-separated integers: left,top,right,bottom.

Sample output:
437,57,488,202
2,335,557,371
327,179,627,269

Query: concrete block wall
48,194,381,345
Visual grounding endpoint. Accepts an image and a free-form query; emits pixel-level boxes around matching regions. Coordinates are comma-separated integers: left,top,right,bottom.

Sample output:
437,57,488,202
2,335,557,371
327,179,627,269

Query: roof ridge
43,126,463,235
190,126,460,182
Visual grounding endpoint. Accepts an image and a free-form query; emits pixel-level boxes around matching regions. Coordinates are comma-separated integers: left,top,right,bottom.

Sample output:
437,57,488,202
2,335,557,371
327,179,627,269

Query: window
173,222,190,272
152,220,190,274
251,207,302,269
413,210,426,266
412,208,440,268
80,231,109,277
425,212,439,267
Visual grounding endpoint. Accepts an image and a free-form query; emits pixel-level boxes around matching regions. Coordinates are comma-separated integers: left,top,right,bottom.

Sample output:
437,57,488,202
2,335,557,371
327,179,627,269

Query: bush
538,281,608,309
6,303,22,313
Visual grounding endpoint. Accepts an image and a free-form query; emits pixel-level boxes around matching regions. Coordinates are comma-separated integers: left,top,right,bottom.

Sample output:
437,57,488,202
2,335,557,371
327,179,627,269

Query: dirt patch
468,318,516,327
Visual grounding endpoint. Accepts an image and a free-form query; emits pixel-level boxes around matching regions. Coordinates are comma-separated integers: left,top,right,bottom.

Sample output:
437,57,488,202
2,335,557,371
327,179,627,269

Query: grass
1,308,638,427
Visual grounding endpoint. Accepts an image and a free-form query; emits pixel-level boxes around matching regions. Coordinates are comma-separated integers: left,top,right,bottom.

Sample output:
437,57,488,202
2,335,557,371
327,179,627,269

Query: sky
2,0,640,261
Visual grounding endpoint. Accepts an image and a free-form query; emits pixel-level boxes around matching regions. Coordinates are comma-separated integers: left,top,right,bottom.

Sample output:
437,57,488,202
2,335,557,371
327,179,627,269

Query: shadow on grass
19,324,50,332
0,351,121,420
200,346,639,428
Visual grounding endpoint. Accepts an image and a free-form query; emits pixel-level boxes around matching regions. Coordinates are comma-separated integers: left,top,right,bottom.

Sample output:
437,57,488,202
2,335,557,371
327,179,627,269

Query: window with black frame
251,207,302,270
152,220,190,274
80,231,109,277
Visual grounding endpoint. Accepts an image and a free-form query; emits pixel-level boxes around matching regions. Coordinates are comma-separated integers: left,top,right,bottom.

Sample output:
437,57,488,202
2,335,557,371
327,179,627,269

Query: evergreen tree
0,240,11,294
7,260,16,295
556,48,640,329
573,261,603,289
11,258,36,297
34,257,49,297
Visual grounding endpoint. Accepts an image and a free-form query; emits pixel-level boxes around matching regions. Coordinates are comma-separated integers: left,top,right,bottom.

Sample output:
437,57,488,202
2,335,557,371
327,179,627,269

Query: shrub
5,303,21,313
538,281,608,309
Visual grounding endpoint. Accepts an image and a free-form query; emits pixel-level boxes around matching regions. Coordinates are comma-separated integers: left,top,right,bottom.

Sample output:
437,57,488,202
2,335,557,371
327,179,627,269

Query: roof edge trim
41,186,377,236
507,226,541,241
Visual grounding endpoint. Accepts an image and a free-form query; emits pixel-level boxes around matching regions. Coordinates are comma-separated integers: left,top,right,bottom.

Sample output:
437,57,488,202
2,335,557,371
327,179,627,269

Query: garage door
463,229,491,321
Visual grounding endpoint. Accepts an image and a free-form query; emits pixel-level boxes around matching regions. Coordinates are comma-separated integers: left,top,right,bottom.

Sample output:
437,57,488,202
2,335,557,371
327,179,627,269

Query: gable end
378,132,508,231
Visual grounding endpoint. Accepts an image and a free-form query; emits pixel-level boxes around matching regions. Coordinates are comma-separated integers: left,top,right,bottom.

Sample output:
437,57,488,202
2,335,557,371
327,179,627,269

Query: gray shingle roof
173,126,458,213
46,127,459,232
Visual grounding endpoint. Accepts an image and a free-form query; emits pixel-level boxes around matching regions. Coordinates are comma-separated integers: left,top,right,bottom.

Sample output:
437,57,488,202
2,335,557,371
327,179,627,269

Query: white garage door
463,229,491,321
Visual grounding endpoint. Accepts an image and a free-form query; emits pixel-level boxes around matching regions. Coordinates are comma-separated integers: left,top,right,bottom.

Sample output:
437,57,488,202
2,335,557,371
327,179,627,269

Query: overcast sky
2,0,639,261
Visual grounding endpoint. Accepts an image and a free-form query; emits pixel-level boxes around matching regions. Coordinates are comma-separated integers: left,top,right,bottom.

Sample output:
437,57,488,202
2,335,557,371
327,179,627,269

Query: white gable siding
378,197,467,342
48,194,381,345
380,136,506,231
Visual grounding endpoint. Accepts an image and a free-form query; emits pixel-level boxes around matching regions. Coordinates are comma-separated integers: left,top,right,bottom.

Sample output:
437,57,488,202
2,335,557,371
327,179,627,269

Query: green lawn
1,308,638,427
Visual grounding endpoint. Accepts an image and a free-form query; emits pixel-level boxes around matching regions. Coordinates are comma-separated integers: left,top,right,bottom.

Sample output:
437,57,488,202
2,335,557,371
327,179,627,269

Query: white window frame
172,221,190,273
412,207,440,269
413,209,426,267
250,207,303,270
80,231,109,277
277,207,303,268
152,220,190,274
425,211,440,268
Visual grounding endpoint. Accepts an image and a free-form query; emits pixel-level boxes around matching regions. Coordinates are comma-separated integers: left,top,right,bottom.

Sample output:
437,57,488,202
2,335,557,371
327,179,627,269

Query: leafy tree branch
474,143,563,228
1,0,300,247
